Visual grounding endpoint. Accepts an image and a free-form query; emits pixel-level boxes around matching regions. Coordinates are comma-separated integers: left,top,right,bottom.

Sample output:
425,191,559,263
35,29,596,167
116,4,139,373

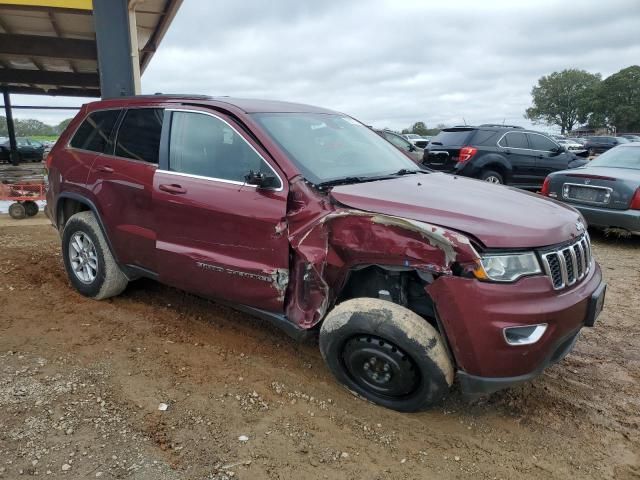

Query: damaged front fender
284,179,481,329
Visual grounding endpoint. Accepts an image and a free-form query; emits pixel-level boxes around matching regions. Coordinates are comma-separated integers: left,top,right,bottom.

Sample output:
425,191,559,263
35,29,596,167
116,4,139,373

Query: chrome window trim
165,108,284,192
561,182,613,205
156,168,259,189
497,131,561,153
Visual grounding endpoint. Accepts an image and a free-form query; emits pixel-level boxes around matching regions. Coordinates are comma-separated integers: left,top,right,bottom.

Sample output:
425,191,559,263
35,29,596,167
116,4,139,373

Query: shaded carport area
0,0,182,165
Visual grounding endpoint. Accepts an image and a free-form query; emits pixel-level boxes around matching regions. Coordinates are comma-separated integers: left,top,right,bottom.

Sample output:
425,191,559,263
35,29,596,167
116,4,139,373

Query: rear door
424,128,475,171
497,131,537,186
153,108,289,312
88,107,163,272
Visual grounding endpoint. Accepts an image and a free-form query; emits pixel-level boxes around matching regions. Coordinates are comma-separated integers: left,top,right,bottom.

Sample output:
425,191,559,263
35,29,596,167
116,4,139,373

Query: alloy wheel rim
68,232,98,284
485,176,501,184
342,335,420,398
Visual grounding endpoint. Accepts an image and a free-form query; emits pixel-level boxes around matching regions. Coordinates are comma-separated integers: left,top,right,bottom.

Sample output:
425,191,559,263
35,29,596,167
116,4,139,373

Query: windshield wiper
317,176,367,187
317,169,427,188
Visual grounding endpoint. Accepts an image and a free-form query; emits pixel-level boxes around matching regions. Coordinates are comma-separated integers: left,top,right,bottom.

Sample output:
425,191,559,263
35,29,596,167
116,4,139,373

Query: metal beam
2,85,99,97
0,68,99,87
2,87,19,166
93,0,136,98
0,33,97,60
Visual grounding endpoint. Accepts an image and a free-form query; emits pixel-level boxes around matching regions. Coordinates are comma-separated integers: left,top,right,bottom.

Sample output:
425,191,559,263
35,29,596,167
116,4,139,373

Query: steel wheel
68,231,99,284
342,335,420,398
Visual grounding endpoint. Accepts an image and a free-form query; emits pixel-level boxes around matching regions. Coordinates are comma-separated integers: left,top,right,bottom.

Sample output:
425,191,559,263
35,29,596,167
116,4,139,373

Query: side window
529,134,557,152
70,110,120,153
502,132,528,149
384,132,411,151
115,108,164,163
168,111,276,184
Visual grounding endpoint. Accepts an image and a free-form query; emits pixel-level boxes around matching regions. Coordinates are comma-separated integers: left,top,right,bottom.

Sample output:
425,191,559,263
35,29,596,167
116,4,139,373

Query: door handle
159,183,187,194
95,165,114,173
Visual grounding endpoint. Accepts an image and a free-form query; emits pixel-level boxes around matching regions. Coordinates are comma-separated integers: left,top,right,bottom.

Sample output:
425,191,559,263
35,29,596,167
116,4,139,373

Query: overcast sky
8,0,640,132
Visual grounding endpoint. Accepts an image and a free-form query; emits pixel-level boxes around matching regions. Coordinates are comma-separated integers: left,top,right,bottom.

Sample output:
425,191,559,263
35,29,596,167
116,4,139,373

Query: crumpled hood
329,173,584,249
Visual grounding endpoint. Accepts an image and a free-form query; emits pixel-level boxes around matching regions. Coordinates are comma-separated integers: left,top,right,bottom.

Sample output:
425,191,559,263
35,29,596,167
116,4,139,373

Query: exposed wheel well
337,266,437,327
56,198,90,232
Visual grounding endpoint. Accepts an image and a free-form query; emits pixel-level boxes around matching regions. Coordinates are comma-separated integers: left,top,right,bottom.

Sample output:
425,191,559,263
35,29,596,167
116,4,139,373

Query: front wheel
319,298,453,412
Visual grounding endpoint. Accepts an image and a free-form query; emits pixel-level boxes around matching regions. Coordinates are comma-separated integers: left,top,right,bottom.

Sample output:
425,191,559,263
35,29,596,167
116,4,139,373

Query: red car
45,95,606,412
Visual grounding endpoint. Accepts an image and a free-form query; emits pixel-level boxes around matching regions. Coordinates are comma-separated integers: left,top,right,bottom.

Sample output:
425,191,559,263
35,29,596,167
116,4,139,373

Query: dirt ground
0,216,638,479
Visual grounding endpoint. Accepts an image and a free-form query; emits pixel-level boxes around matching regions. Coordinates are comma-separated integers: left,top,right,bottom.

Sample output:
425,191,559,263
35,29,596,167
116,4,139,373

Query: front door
153,108,289,312
498,131,537,186
529,133,569,187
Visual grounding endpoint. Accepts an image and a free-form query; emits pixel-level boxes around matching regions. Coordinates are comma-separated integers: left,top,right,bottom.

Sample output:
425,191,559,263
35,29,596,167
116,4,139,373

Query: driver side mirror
244,170,278,189
551,146,564,155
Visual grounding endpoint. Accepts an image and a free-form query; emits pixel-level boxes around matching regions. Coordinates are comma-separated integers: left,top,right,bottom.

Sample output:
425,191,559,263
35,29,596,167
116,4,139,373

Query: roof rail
479,123,523,129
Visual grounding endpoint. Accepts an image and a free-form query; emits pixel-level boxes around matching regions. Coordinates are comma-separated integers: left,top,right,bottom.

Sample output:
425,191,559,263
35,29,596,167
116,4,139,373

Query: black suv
422,125,588,189
583,136,630,156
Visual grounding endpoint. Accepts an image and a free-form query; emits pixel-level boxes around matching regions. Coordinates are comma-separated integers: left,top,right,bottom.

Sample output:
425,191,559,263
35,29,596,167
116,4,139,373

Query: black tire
8,202,26,220
319,298,454,412
23,200,38,217
61,211,128,300
588,148,596,157
479,169,503,184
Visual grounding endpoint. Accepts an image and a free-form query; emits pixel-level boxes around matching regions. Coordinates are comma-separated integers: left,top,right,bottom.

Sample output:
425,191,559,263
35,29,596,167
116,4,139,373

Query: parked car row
0,137,46,164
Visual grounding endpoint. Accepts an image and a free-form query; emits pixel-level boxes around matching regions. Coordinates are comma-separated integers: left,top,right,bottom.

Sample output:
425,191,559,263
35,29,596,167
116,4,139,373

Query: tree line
525,65,640,135
0,116,72,137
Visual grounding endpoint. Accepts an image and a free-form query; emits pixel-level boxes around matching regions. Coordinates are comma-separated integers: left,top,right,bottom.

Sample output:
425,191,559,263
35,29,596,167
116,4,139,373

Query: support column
92,0,140,98
2,88,19,166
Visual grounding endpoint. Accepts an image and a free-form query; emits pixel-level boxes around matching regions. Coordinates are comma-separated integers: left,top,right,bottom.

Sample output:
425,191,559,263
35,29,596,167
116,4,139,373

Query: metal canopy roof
0,0,182,97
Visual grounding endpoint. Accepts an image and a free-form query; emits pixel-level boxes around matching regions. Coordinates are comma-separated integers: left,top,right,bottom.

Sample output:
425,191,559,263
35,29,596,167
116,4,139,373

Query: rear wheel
8,202,26,220
62,211,128,299
23,200,38,217
319,298,453,412
479,169,503,184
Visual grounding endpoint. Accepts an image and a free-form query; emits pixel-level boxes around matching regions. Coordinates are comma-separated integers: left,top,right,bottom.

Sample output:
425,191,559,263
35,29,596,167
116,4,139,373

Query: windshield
252,113,418,184
589,146,640,170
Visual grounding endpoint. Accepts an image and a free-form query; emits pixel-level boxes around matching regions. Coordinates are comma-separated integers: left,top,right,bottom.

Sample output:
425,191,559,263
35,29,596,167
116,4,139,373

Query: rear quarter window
69,109,120,153
430,129,474,146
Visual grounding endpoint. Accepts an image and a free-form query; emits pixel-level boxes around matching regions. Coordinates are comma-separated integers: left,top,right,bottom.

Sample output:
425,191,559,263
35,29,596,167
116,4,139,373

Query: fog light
503,324,547,346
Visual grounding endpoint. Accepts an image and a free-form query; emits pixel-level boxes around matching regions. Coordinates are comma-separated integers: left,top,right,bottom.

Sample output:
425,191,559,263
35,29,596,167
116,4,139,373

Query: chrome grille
541,234,592,290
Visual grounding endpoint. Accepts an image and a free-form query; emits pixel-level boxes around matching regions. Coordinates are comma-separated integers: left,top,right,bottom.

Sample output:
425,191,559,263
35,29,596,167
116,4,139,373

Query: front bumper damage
428,263,605,395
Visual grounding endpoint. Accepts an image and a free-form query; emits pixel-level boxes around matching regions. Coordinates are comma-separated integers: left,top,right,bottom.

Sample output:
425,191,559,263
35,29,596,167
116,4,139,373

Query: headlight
476,252,541,282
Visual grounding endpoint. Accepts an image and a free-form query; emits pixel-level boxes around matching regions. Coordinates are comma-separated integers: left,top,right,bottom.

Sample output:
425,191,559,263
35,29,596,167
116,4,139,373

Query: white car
403,134,429,148
557,139,586,152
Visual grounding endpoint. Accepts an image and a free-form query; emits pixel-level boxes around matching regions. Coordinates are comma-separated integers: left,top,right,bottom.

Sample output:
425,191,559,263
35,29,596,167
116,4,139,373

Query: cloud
7,0,640,131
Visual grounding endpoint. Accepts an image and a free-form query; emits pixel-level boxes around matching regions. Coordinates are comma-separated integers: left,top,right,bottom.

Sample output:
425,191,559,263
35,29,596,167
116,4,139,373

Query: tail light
540,177,551,196
630,188,640,210
458,146,477,163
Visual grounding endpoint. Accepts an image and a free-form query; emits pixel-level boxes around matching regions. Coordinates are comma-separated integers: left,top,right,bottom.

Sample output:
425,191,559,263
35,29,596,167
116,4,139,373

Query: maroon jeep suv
46,95,606,412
